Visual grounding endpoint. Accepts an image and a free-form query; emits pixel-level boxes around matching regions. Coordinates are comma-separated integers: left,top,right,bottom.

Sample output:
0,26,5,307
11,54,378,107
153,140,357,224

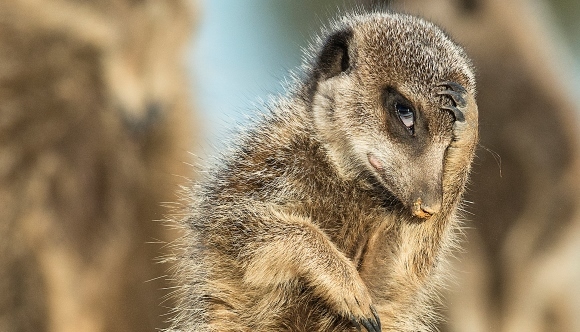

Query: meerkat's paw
348,306,382,332
437,81,467,123
327,277,381,332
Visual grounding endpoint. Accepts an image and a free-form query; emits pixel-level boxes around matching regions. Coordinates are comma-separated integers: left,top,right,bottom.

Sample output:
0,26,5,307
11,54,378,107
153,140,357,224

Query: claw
350,315,362,331
349,313,380,332
436,81,468,123
361,319,376,332
371,306,381,330
437,90,467,107
442,105,465,122
437,81,467,94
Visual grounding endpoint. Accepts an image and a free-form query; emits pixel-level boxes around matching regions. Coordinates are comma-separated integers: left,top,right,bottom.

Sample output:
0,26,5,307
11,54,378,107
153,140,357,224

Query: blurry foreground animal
0,1,196,331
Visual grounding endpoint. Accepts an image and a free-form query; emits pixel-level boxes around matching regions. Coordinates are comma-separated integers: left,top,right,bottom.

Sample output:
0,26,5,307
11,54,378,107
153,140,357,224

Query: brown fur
169,12,478,331
379,0,580,330
0,1,196,331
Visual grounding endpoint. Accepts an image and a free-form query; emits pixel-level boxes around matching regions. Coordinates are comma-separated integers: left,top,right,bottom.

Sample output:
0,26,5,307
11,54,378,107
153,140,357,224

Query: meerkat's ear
315,29,353,81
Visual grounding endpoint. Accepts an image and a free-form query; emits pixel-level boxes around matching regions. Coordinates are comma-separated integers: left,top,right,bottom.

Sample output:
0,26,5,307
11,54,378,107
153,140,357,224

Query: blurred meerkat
374,0,580,330
169,11,478,332
0,1,196,331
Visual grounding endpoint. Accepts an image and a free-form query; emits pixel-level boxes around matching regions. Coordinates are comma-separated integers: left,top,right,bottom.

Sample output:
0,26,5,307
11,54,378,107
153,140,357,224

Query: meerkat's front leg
437,81,478,202
242,211,381,332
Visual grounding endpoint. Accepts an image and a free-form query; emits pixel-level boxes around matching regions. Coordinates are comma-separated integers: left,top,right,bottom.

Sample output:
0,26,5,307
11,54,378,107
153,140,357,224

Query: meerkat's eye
395,103,415,134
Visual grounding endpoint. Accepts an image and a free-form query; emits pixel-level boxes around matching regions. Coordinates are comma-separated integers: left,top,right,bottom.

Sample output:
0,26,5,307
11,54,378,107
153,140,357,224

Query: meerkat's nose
411,197,441,219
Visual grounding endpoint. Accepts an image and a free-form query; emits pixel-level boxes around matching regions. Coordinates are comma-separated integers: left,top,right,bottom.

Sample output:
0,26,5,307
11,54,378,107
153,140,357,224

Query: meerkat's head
306,12,476,219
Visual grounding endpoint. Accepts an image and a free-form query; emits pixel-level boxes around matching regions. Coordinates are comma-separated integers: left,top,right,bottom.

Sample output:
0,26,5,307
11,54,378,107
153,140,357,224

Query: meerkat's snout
411,197,442,219
368,153,444,219
410,182,443,219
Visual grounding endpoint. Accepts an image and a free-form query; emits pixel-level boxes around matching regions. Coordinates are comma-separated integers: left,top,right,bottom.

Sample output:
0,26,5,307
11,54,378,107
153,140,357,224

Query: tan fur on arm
243,209,375,321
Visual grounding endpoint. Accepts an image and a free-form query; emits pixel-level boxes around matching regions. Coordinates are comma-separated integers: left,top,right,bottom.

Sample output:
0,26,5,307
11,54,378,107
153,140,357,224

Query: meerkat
169,11,478,332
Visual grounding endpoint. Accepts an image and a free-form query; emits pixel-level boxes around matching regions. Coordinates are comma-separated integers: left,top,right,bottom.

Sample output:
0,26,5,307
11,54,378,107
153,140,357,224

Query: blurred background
1,0,579,331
